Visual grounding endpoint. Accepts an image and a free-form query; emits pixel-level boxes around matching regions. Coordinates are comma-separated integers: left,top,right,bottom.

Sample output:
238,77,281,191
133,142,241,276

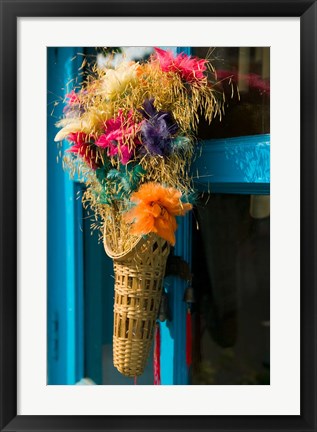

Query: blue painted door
47,47,85,384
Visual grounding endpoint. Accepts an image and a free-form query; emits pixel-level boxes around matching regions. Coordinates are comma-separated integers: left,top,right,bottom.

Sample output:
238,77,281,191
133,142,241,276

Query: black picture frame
1,0,316,431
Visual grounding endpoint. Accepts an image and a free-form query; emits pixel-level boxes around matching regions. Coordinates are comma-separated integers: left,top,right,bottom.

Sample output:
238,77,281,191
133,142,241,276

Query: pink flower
154,47,207,83
95,111,142,165
67,132,100,170
63,90,84,117
65,90,80,105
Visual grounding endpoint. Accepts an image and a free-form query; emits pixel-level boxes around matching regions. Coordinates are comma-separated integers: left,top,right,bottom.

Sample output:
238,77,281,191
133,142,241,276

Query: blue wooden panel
159,47,192,385
47,47,84,384
172,214,192,385
160,217,191,385
74,182,84,381
83,210,116,385
159,310,174,384
193,134,270,194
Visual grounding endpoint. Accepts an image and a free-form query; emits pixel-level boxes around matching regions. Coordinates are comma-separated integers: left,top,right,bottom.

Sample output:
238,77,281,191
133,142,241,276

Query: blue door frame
47,47,270,385
47,47,85,384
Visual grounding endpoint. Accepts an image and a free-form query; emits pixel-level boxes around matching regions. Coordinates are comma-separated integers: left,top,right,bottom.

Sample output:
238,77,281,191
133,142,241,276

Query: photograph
47,46,270,386
1,1,316,430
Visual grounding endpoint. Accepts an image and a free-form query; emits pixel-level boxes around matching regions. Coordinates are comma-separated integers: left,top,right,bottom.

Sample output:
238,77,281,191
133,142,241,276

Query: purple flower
139,99,178,157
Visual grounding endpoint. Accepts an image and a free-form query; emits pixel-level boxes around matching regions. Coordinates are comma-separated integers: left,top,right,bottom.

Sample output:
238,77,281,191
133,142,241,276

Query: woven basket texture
104,232,170,377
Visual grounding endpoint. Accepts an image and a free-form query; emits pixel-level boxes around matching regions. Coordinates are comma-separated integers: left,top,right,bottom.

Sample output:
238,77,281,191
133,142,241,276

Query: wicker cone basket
104,231,170,377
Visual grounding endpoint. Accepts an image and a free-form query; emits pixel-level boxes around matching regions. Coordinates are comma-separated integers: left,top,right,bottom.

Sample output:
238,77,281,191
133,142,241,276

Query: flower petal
124,182,192,244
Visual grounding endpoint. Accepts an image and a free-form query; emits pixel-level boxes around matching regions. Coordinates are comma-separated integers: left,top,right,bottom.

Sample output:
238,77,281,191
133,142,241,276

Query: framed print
1,0,316,431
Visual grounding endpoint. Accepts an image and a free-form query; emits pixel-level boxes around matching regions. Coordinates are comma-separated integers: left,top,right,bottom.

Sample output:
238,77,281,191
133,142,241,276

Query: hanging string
186,307,192,367
153,322,161,385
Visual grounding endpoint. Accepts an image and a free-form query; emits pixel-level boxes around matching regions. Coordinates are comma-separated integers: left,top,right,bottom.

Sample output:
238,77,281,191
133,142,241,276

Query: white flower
54,119,84,141
54,105,113,141
102,62,139,100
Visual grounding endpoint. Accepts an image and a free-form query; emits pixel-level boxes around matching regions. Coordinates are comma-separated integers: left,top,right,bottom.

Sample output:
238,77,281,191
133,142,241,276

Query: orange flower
124,182,192,245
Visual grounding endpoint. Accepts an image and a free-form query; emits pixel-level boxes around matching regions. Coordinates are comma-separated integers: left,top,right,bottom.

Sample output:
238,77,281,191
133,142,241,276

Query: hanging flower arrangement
55,47,225,377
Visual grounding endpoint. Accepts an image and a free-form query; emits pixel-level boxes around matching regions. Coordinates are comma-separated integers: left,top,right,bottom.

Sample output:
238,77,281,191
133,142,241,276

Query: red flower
154,47,207,83
65,90,80,105
67,132,100,170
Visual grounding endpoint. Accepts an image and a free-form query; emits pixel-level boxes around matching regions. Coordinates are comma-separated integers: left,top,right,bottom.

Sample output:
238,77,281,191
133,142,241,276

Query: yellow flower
102,62,139,100
54,104,113,142
54,118,86,142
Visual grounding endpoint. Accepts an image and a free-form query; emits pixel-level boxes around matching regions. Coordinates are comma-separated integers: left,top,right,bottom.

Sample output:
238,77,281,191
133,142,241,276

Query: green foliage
94,163,146,205
181,191,197,205
171,136,192,153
